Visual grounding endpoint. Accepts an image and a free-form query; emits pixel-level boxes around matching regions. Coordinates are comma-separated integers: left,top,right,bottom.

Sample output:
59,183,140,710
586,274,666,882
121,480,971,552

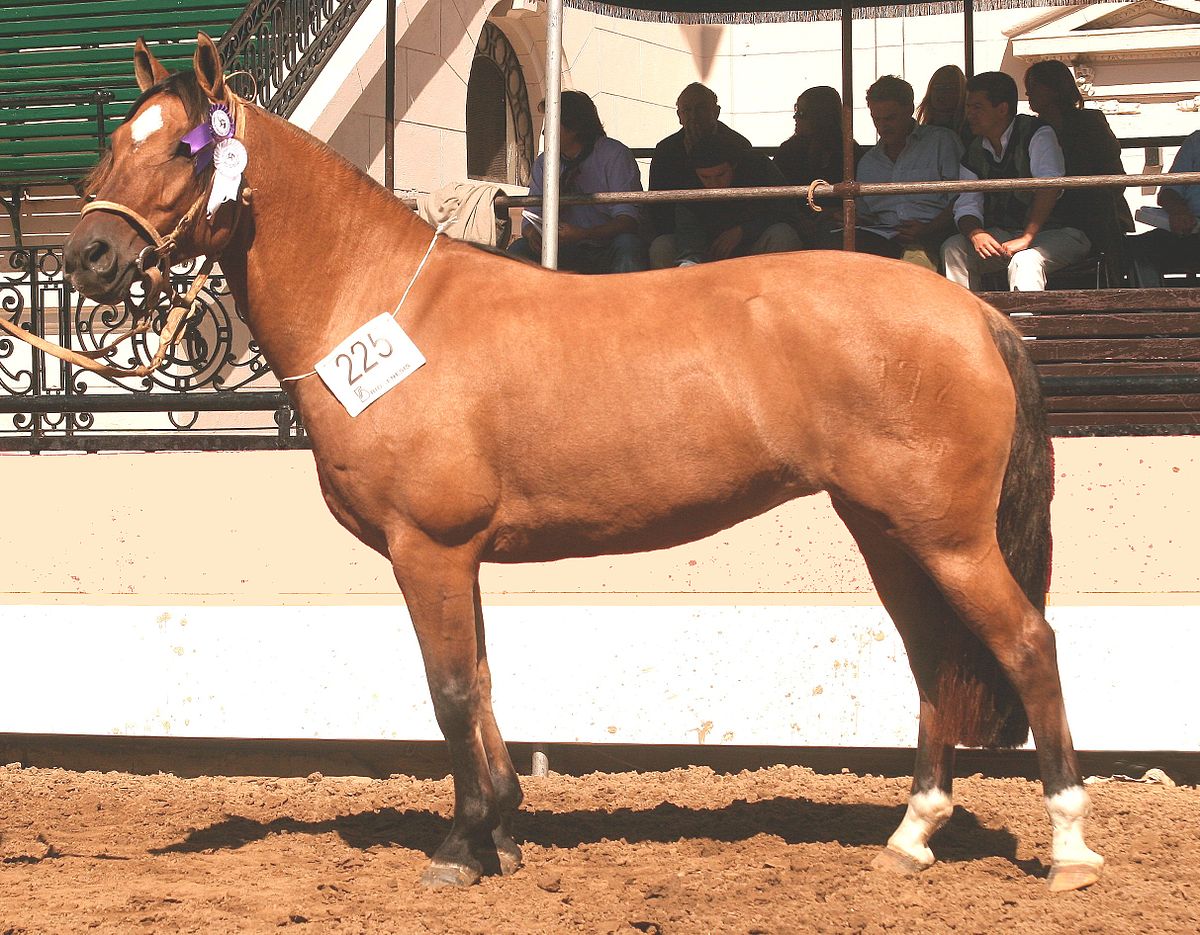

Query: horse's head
65,34,244,308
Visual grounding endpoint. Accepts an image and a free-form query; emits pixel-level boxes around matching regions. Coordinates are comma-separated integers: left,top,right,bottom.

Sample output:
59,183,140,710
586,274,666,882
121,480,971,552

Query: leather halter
80,91,249,310
0,94,250,380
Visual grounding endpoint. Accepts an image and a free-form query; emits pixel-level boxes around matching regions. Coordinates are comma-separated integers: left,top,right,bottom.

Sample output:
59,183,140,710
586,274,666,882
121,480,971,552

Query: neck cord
279,219,452,384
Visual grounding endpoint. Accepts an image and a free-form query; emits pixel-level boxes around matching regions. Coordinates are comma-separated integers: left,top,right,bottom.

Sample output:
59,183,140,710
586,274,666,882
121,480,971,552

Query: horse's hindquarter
402,251,1019,562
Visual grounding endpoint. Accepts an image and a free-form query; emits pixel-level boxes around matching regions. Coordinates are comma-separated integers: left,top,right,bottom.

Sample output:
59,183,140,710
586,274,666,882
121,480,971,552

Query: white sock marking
1046,786,1104,868
887,788,953,868
130,105,163,146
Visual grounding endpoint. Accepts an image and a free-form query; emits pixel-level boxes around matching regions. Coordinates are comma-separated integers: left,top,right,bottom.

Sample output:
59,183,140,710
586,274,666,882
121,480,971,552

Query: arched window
467,57,508,181
465,22,533,186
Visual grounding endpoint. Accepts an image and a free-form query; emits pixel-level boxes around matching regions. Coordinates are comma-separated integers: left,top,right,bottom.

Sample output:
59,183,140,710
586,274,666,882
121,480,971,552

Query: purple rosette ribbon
181,104,235,174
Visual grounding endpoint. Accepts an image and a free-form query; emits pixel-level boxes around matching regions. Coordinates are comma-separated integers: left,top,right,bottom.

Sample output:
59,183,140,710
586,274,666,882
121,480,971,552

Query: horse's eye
174,140,192,159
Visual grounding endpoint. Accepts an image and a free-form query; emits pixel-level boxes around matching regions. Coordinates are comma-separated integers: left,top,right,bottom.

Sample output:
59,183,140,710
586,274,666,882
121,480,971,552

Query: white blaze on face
130,105,164,147
886,788,953,868
1046,786,1104,868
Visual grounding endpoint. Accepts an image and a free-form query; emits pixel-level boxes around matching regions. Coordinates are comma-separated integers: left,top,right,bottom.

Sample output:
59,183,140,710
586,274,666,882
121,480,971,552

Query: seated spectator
649,136,802,268
508,90,647,273
827,75,962,269
1025,59,1133,275
917,65,970,144
1127,129,1200,287
774,86,858,240
648,83,751,238
941,71,1090,292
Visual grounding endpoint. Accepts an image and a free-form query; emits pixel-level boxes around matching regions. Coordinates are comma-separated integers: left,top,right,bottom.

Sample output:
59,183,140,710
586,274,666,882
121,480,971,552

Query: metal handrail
495,170,1200,210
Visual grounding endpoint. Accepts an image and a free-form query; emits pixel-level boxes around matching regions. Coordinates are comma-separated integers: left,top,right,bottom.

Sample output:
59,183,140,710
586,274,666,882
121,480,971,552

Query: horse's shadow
150,797,1044,876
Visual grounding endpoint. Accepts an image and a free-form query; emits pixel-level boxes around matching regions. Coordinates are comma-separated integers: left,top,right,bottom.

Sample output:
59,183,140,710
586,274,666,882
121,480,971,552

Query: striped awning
564,1,1087,24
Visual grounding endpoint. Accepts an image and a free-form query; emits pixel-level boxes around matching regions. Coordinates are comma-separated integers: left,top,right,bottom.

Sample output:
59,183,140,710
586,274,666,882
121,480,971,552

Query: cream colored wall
3,437,1194,604
4,439,1196,747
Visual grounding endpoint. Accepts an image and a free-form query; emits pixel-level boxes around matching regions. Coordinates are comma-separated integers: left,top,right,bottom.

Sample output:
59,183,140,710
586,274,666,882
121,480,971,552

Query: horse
63,34,1103,893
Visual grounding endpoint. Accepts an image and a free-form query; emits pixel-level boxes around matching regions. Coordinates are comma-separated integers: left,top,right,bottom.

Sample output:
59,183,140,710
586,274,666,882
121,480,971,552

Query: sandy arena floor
1,762,1197,933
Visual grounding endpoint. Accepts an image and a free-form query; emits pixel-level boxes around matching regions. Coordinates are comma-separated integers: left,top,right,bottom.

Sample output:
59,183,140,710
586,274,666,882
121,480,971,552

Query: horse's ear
133,37,170,92
193,32,226,102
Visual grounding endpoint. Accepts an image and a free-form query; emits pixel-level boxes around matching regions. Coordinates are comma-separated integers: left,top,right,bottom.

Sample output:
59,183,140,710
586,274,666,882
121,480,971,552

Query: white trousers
941,226,1091,291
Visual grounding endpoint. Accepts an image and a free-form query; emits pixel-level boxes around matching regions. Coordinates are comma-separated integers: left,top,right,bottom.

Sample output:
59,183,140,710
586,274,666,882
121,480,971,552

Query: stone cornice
1012,22,1200,61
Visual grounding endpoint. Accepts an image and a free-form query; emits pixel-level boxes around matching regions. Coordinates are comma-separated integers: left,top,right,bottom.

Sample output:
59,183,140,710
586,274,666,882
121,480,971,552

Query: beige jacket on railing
416,182,506,247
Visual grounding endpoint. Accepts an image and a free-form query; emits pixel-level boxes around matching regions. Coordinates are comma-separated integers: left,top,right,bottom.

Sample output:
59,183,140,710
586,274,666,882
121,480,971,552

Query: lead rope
278,218,454,384
0,257,215,380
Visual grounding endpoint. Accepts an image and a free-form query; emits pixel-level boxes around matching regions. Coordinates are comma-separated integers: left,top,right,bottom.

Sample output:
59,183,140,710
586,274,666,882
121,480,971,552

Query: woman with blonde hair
917,64,968,142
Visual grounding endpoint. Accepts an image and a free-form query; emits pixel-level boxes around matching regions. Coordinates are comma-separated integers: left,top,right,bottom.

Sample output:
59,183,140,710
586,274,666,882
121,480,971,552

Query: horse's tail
931,307,1050,749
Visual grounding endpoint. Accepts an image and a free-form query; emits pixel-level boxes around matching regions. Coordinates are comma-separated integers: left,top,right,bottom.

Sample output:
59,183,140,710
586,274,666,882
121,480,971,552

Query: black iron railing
219,0,372,117
0,245,305,452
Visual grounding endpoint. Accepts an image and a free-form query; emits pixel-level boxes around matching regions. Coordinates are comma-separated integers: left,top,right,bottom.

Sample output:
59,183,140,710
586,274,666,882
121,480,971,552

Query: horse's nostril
84,238,115,275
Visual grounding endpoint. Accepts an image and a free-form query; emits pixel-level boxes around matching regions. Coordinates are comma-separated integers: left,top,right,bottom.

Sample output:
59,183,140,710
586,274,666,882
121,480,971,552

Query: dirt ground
1,762,1197,934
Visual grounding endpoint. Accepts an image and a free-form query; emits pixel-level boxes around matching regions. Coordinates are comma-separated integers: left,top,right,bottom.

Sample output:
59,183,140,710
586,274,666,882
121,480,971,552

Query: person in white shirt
838,75,963,269
941,71,1090,292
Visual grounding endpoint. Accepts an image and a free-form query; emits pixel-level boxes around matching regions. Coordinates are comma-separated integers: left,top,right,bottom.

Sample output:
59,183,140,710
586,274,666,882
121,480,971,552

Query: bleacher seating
985,288,1200,433
1,0,245,189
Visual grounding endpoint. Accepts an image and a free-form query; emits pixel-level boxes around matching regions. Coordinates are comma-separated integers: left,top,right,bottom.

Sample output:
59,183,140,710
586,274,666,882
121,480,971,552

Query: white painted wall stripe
5,604,1197,750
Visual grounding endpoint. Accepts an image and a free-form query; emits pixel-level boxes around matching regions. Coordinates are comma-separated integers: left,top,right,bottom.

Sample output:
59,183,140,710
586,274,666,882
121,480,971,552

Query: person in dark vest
650,136,802,268
648,83,751,239
941,71,1090,291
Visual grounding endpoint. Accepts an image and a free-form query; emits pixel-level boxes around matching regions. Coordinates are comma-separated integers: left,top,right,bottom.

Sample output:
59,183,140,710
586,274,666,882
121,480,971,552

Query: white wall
2,438,1197,748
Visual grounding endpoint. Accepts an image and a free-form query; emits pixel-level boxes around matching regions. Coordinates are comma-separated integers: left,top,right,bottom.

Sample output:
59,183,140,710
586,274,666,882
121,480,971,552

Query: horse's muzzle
64,229,140,306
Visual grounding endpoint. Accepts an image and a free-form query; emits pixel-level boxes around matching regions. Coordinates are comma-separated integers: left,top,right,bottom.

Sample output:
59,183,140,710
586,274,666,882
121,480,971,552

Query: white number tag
315,314,426,417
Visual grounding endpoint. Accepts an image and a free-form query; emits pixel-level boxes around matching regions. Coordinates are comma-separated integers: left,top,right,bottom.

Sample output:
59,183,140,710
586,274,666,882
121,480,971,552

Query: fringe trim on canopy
563,1,1085,24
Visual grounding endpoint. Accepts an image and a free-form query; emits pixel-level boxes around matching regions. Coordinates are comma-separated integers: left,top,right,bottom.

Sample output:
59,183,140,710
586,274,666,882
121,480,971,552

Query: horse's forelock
82,73,207,199
121,70,208,128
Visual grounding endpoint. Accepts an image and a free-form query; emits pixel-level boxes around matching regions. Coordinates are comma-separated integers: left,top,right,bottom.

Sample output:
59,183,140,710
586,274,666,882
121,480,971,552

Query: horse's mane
81,69,420,231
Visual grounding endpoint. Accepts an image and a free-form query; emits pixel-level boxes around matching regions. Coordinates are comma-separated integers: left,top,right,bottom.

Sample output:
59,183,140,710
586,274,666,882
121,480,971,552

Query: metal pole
964,0,975,77
384,0,396,192
840,1,856,252
541,0,564,270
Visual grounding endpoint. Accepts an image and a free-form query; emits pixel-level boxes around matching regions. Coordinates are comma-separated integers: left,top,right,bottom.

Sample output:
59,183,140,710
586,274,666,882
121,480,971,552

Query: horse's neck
224,110,433,379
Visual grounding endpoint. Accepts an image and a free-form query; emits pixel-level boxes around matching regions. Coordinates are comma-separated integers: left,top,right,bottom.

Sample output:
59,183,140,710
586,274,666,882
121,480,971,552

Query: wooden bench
983,288,1200,435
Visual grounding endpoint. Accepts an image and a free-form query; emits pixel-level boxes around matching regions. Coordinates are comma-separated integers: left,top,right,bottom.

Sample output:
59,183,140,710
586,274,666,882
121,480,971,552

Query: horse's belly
484,471,818,563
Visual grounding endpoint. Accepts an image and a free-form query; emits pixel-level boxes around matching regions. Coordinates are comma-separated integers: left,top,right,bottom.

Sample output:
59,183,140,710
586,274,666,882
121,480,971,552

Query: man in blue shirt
507,90,647,274
835,75,963,268
1129,130,1200,286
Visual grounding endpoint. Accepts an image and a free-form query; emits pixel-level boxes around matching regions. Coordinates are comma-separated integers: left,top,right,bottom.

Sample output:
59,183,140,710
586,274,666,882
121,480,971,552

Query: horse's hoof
492,826,523,875
1047,861,1102,893
497,846,523,876
871,846,929,875
420,861,481,889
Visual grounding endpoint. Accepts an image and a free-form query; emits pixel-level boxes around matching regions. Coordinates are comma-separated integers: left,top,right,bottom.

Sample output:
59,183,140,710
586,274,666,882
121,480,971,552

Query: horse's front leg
473,581,524,875
394,546,504,888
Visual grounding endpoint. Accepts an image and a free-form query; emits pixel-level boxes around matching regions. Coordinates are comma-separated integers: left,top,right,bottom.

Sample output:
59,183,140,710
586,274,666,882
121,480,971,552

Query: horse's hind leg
473,581,523,874
835,502,957,873
392,545,507,888
912,534,1103,891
